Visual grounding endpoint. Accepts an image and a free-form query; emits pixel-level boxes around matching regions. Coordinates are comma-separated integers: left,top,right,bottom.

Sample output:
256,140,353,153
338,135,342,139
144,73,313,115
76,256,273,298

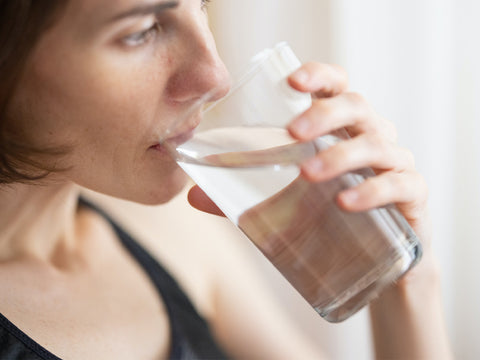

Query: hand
287,63,430,242
287,62,436,288
189,62,431,253
189,63,450,358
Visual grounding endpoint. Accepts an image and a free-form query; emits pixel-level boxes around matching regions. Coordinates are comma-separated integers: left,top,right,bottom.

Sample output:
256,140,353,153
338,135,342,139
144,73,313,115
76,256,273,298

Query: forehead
48,0,182,44
67,0,148,15
61,0,176,27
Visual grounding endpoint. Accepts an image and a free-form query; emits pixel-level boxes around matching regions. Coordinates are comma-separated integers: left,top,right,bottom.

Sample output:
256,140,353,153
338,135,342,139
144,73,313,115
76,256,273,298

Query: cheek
19,52,164,152
13,36,184,202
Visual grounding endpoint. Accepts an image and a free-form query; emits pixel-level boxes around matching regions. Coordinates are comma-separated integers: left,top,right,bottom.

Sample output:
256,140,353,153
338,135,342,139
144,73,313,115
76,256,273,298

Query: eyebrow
110,1,180,21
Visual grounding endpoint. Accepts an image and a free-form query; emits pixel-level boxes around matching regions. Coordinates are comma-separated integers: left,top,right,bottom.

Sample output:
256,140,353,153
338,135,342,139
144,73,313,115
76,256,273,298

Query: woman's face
9,0,230,204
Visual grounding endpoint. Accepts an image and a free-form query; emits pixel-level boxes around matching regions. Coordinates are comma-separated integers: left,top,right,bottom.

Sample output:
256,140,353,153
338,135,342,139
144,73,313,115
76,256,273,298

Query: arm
285,62,453,359
369,253,453,359
207,225,328,360
190,62,454,358
369,208,452,359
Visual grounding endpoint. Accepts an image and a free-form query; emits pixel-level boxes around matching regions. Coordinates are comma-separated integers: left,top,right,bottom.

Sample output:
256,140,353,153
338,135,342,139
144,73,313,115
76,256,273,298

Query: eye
122,22,162,47
201,0,212,10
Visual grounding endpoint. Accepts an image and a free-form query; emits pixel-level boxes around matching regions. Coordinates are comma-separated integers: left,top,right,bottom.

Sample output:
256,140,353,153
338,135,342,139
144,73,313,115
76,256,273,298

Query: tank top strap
78,198,229,360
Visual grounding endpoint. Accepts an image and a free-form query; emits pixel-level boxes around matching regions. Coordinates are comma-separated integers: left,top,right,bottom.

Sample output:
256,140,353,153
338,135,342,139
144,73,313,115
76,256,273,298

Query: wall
209,0,480,358
89,1,480,358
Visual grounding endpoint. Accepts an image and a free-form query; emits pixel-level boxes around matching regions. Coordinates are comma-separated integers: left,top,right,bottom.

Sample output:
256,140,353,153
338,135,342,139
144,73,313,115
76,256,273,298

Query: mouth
153,128,195,150
150,112,201,153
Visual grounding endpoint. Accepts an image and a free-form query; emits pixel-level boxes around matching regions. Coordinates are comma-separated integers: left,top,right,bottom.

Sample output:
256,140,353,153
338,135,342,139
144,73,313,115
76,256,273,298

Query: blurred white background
208,0,480,358
89,1,479,359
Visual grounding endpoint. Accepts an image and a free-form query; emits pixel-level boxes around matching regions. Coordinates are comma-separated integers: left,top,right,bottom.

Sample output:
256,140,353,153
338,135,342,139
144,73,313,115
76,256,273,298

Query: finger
288,62,348,98
301,133,416,182
336,170,429,218
187,186,225,217
288,92,383,141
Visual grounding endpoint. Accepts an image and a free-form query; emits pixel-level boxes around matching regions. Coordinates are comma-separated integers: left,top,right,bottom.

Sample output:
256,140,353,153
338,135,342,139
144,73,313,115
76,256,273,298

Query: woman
0,0,452,359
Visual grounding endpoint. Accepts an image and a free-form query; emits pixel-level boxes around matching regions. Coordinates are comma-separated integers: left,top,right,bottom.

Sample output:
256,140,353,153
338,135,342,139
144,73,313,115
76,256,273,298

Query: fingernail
304,158,323,174
291,69,309,84
340,190,359,205
290,117,311,137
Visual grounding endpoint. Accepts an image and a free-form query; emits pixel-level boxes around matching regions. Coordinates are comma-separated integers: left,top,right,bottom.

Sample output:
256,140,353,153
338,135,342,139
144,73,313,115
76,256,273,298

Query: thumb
188,185,225,217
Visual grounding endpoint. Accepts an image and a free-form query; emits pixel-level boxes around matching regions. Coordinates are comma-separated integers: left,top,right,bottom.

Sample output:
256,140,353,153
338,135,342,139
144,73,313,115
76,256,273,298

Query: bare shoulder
80,187,254,318
82,187,330,359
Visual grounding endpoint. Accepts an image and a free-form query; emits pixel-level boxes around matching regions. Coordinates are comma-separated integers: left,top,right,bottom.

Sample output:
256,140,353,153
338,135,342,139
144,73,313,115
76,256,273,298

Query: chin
129,169,190,206
75,156,191,206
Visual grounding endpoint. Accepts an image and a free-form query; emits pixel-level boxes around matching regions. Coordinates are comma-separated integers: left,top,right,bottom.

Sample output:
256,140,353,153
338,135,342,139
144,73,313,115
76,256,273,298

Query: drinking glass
162,42,422,322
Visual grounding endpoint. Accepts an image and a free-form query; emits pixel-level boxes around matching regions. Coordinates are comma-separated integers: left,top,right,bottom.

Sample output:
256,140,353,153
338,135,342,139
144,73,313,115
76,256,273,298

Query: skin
9,0,230,205
0,0,452,359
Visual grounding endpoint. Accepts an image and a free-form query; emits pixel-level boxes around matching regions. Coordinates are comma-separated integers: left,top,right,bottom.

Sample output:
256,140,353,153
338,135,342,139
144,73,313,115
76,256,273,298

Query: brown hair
0,0,67,184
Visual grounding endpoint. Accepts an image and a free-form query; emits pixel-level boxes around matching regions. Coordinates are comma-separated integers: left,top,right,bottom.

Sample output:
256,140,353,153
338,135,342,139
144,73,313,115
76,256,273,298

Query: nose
166,24,231,104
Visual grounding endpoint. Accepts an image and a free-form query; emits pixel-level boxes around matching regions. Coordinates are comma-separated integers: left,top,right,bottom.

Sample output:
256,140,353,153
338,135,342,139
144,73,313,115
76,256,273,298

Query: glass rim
203,42,291,114
160,42,294,144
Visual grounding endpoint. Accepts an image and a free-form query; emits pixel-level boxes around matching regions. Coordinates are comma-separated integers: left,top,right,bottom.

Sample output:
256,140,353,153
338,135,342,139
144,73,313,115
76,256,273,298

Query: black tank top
0,199,229,360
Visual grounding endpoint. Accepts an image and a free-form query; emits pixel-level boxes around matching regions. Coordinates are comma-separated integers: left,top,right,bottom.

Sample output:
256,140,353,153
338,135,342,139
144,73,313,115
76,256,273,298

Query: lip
162,127,195,148
150,113,201,154
150,130,193,153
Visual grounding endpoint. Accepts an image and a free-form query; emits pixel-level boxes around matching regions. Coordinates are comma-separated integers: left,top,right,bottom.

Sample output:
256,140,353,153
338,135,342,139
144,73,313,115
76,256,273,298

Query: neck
0,181,81,264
